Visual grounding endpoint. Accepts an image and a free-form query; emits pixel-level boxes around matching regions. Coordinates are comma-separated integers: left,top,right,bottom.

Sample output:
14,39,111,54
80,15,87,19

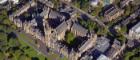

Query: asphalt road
60,1,106,28
14,30,49,57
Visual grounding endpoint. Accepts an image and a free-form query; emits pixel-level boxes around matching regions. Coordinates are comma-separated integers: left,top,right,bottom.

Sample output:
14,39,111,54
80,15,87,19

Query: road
15,30,49,56
15,30,66,60
60,1,106,28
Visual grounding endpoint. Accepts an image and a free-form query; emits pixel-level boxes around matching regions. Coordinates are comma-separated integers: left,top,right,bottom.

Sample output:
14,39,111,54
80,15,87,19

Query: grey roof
79,37,94,52
48,10,62,19
113,39,121,49
95,37,110,53
106,47,117,57
131,22,140,34
97,54,110,60
71,23,88,36
127,40,134,47
104,5,119,16
40,7,49,17
30,19,37,26
55,21,68,35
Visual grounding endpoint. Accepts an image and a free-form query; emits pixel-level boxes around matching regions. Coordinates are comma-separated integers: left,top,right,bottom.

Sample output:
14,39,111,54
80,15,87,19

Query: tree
124,6,131,16
65,31,75,44
124,52,134,60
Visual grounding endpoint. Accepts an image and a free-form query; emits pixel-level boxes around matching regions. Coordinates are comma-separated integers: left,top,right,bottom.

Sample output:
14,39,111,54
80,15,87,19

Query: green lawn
65,31,75,44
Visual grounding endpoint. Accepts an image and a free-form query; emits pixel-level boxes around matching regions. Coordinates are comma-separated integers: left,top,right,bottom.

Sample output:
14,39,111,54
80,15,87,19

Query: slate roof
104,5,119,16
71,23,88,36
48,10,62,19
55,21,68,35
105,47,117,57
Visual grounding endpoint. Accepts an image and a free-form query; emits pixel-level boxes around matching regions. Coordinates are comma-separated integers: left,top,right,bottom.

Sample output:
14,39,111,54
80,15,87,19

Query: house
129,22,140,39
71,23,88,37
103,5,124,21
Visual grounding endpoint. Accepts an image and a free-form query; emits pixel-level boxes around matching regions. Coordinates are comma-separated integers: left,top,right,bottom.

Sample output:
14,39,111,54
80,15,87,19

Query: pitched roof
55,21,68,34
71,23,88,36
131,22,140,34
49,10,62,19
104,5,119,16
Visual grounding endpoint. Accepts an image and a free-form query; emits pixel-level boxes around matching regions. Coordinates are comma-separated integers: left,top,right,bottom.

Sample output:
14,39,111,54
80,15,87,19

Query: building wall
129,30,140,40
106,9,124,21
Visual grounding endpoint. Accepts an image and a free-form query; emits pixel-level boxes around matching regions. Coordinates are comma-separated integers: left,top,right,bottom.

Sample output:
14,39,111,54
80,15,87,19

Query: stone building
55,21,69,40
71,23,88,37
103,5,124,21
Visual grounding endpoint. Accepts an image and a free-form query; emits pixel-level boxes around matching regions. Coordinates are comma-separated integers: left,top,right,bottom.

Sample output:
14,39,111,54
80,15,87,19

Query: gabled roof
55,21,68,34
104,5,119,16
71,23,88,36
49,10,63,19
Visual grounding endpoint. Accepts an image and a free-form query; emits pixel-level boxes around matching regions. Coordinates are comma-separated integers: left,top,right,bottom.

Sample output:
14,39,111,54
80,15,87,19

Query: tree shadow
7,32,17,41
48,18,62,28
61,36,88,52
32,57,39,60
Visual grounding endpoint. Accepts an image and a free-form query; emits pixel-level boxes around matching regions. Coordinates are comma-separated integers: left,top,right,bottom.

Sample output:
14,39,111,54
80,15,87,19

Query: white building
129,22,140,39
